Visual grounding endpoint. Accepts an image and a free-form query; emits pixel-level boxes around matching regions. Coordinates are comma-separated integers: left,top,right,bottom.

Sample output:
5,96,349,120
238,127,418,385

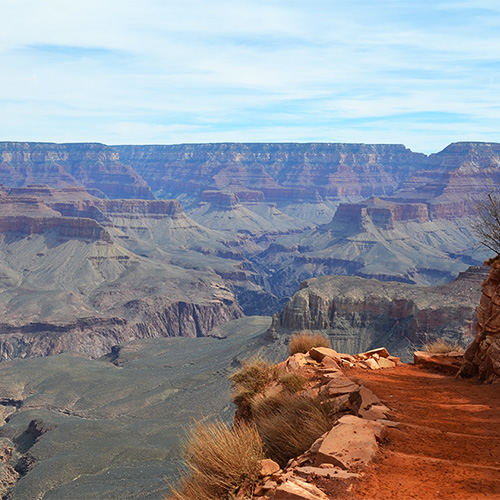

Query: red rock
260,458,280,477
377,357,396,369
460,263,500,383
361,358,380,370
414,351,462,375
315,420,378,469
308,347,341,363
360,347,390,358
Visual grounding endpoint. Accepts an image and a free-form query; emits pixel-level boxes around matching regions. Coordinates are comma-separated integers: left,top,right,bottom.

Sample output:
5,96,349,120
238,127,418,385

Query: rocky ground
228,348,500,500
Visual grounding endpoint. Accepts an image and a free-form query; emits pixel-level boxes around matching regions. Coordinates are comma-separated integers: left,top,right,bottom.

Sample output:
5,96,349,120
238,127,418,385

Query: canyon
0,140,499,498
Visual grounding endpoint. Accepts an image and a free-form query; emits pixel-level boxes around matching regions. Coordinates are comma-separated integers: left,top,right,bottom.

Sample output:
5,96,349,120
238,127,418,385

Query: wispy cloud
0,0,499,152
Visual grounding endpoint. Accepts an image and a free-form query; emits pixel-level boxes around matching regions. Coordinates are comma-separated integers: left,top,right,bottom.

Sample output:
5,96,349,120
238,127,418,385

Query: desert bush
278,373,307,394
424,338,463,354
168,420,264,500
251,393,333,467
229,356,279,416
288,332,330,355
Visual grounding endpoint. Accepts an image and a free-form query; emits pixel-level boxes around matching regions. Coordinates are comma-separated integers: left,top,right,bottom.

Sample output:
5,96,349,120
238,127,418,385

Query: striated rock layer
0,142,153,199
460,262,500,383
271,266,488,359
113,142,429,206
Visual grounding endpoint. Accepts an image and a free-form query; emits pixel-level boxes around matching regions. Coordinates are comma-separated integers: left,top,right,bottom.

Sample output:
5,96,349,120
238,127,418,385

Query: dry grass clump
229,356,279,416
278,373,307,394
424,338,463,354
168,421,264,500
251,393,333,467
289,332,331,355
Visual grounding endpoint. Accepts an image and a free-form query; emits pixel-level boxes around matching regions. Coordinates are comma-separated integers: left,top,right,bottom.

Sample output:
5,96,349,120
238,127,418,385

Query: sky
1,0,499,153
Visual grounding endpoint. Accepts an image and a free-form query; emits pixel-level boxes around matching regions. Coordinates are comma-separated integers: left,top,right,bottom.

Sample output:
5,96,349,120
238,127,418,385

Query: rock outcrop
0,142,153,199
460,262,500,383
271,267,488,359
233,345,400,500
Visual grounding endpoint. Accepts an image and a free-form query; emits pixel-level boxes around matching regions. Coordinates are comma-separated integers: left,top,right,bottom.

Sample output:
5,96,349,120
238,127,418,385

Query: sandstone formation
270,267,488,359
255,195,486,298
460,262,500,383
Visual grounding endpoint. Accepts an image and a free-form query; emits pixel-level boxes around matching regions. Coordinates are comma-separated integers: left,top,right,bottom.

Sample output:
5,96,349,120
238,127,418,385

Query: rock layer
271,267,488,359
460,262,500,382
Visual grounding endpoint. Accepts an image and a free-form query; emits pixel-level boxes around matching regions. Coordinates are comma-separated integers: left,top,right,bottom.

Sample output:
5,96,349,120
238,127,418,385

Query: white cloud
0,0,499,152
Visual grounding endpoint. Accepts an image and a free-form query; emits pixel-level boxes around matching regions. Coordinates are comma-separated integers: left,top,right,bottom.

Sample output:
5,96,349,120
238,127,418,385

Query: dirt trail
342,364,500,500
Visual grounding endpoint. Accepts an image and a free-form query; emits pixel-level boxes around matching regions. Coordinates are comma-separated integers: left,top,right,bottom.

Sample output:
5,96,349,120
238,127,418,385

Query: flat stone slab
321,376,360,396
315,420,378,469
274,477,329,500
414,351,462,375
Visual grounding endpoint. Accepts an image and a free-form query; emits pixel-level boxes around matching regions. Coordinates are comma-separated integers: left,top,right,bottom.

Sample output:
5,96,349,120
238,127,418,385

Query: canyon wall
270,266,488,358
0,142,153,199
113,142,429,205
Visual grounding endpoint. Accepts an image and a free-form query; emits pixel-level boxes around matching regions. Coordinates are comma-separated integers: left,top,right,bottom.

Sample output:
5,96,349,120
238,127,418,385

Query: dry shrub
424,338,463,354
229,356,279,416
278,373,307,394
289,332,330,355
168,420,264,500
252,393,333,467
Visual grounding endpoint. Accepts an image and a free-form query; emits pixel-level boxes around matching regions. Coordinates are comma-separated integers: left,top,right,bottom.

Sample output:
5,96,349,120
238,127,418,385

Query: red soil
330,364,500,500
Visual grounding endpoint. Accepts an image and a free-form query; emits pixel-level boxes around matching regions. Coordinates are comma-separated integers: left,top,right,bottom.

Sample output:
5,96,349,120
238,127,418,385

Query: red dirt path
336,364,500,500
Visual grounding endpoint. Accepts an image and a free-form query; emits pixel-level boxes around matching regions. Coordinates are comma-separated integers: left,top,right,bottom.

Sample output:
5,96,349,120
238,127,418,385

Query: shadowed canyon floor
342,365,500,500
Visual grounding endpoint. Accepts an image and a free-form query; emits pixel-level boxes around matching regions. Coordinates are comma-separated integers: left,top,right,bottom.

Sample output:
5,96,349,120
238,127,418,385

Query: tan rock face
460,264,500,383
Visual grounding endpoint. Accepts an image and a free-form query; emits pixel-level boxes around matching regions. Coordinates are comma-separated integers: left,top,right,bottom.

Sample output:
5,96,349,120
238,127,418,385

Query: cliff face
0,143,153,199
389,142,500,219
271,267,488,359
113,143,429,205
460,263,500,383
0,188,247,362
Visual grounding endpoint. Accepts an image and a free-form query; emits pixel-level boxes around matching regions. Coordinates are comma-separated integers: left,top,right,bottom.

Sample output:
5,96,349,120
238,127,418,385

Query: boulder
314,420,378,469
260,458,280,477
361,358,380,370
308,347,341,363
377,357,396,369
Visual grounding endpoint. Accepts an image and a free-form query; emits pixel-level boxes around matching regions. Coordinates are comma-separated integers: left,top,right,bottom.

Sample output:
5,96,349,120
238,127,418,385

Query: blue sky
1,0,499,153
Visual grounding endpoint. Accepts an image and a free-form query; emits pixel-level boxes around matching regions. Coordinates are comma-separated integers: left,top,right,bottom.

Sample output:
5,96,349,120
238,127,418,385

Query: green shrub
288,332,330,355
168,421,264,500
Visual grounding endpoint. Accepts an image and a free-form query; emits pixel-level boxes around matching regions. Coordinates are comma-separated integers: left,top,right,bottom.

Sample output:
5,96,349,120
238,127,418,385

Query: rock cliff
113,142,429,207
270,266,488,359
459,261,500,383
0,142,153,199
